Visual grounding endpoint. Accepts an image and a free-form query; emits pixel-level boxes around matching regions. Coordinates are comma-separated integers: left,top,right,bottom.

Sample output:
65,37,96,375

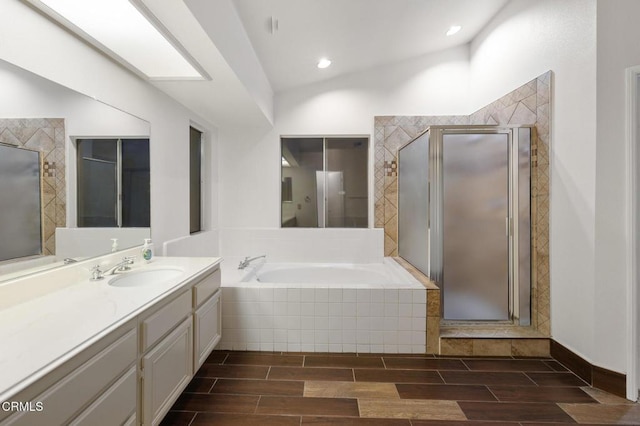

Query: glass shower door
0,144,41,261
398,130,430,275
442,132,510,320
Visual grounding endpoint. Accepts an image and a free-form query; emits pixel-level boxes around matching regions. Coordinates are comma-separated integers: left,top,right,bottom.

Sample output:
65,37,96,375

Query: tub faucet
238,255,266,270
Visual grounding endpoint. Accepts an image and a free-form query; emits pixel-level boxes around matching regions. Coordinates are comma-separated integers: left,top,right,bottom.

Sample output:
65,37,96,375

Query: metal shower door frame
428,125,531,324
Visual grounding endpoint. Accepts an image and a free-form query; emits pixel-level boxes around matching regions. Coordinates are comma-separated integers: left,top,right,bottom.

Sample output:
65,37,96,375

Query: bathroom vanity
0,251,221,426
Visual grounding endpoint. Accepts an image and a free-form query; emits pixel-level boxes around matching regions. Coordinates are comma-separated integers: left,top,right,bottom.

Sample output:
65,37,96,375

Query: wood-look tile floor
161,351,640,425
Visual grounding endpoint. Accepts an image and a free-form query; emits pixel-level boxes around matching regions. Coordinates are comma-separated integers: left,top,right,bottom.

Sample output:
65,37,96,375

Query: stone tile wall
375,71,551,336
0,118,66,255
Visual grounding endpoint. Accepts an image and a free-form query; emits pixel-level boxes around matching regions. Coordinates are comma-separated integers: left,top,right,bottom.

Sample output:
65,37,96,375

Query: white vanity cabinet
139,291,193,426
193,269,222,370
0,322,138,426
0,259,222,426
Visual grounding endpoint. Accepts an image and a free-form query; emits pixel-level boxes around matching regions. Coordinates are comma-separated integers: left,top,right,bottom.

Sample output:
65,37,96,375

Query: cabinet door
142,317,193,426
194,289,221,369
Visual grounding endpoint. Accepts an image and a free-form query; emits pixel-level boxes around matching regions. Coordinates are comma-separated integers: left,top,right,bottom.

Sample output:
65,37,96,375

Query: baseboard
551,339,626,398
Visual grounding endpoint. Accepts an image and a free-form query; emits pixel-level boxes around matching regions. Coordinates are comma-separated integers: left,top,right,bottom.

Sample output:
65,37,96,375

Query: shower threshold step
440,323,547,339
439,324,549,357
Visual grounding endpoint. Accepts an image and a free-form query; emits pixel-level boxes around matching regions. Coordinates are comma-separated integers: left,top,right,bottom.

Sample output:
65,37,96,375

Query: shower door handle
505,217,512,237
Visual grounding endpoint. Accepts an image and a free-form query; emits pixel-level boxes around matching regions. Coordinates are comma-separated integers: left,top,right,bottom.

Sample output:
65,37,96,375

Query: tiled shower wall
374,71,551,335
0,118,66,255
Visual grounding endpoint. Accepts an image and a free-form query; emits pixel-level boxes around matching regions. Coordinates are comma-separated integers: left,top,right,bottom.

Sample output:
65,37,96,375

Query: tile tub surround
0,118,66,255
219,260,427,354
161,350,640,425
375,71,552,336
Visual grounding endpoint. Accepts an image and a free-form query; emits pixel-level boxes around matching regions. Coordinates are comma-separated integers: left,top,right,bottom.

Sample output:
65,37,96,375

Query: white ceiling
232,0,510,92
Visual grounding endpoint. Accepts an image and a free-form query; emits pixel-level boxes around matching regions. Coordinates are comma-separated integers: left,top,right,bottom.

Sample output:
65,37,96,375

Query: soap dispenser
141,238,153,263
111,238,118,252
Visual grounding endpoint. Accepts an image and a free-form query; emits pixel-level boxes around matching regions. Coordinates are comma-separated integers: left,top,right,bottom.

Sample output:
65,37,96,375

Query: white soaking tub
242,259,418,287
220,258,427,354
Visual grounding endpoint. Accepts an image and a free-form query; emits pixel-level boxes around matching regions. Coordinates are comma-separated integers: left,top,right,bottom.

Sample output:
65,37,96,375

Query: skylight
31,0,207,80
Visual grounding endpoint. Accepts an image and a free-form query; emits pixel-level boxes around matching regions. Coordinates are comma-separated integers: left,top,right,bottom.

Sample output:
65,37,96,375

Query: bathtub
220,258,427,354
241,259,420,287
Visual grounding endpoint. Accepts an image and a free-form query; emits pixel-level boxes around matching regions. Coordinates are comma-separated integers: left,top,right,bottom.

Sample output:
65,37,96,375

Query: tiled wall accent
374,71,552,336
374,115,468,254
469,72,551,335
0,118,66,255
219,285,427,354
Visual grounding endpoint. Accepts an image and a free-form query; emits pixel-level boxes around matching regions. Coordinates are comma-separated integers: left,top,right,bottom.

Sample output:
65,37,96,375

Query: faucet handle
123,256,136,264
90,265,104,281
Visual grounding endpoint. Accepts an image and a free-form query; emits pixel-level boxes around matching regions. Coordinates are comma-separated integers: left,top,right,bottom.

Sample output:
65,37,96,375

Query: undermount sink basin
108,268,184,288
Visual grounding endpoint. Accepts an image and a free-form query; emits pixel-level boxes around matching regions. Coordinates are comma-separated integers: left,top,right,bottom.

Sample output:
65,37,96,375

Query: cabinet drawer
6,329,136,426
142,291,191,351
69,366,136,426
194,290,222,369
193,268,220,307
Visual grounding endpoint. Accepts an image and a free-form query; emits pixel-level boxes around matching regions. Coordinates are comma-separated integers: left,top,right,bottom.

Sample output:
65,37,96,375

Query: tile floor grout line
266,365,272,380
206,378,217,393
460,358,471,371
254,394,262,415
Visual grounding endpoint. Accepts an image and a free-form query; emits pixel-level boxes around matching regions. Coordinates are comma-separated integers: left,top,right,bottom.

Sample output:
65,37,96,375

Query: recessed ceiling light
446,25,462,36
29,0,208,80
317,58,332,69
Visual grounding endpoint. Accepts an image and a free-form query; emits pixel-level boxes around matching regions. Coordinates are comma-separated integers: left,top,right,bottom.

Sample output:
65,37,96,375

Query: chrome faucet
237,255,266,270
90,256,136,281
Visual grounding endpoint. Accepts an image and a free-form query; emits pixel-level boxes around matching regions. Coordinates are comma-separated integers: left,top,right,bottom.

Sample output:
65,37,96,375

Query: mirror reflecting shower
398,126,532,324
0,144,42,262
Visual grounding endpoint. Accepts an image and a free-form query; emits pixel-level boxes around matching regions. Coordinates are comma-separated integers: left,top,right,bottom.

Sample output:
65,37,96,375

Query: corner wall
594,0,640,377
470,0,600,368
218,46,471,230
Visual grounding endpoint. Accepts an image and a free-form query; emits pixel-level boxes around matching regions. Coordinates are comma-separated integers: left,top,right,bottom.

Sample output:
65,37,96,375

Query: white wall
0,0,219,257
219,45,471,230
594,0,640,376
217,46,470,264
470,0,640,376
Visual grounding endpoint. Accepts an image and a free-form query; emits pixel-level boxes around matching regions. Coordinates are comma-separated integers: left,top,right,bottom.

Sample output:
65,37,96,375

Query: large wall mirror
0,58,151,282
281,136,369,228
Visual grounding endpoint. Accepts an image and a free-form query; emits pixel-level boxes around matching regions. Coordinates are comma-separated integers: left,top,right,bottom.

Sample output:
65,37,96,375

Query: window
281,136,369,228
77,138,150,227
189,126,202,234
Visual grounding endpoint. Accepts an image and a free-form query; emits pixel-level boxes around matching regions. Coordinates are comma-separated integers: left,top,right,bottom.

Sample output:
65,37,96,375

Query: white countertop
0,256,221,402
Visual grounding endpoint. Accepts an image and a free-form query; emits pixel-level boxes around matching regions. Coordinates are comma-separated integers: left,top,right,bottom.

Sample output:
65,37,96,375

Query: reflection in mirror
281,136,369,228
281,177,292,203
0,144,42,262
77,138,150,227
0,58,150,282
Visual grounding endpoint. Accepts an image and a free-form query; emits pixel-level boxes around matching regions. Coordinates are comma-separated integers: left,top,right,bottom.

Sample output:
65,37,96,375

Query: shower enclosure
398,126,532,324
0,143,42,262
